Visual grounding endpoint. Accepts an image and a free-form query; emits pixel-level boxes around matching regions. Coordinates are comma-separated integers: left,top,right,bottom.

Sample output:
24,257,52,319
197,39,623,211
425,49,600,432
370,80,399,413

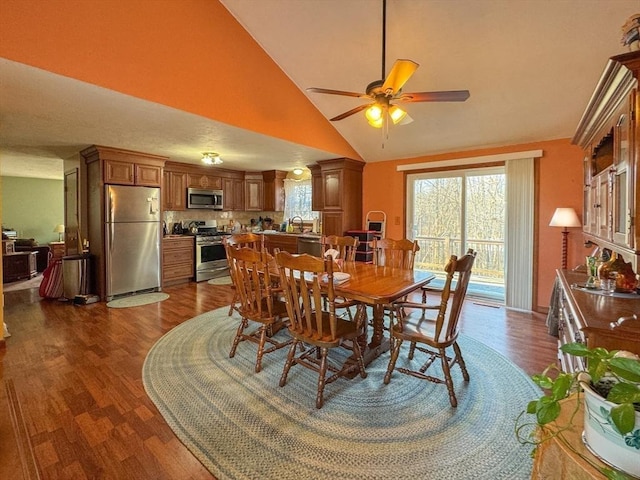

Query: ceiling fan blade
397,90,471,103
381,59,419,95
330,104,370,121
307,87,369,99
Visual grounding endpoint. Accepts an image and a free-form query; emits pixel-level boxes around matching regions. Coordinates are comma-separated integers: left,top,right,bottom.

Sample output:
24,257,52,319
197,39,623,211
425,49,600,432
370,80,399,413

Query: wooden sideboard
554,269,640,372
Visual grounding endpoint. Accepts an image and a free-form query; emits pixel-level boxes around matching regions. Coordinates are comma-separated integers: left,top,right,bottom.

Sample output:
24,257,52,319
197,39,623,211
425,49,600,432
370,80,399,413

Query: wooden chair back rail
372,238,420,270
224,232,263,250
321,235,359,262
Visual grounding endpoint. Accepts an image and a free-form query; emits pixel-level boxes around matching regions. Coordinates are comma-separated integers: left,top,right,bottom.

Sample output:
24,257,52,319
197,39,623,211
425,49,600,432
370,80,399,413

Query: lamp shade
549,208,581,228
53,224,65,233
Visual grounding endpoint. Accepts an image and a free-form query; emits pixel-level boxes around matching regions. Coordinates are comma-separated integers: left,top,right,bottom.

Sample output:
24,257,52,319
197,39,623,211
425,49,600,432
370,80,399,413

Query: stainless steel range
194,224,229,282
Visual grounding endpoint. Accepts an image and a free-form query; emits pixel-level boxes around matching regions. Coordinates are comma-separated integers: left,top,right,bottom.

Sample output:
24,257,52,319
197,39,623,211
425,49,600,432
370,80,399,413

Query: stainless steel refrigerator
105,185,162,300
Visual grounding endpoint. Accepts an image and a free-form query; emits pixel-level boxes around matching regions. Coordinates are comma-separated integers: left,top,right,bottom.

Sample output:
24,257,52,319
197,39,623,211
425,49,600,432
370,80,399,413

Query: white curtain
505,157,534,311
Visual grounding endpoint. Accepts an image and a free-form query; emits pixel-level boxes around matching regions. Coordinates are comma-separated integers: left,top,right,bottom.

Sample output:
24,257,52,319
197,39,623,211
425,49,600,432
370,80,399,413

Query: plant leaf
608,382,640,404
551,373,573,400
588,358,607,383
536,397,561,425
526,400,538,414
531,374,553,390
609,357,640,382
609,403,635,435
560,343,591,357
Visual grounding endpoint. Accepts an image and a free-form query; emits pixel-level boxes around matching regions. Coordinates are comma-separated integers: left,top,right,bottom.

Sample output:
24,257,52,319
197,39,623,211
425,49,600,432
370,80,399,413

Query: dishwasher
297,235,322,257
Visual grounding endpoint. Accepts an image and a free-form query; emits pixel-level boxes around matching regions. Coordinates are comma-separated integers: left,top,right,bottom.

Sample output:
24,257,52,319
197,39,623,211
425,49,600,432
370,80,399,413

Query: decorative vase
578,376,640,478
598,252,638,293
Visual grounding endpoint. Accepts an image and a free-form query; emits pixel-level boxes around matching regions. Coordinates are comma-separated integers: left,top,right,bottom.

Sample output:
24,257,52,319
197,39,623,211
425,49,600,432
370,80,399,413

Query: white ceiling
1,0,638,180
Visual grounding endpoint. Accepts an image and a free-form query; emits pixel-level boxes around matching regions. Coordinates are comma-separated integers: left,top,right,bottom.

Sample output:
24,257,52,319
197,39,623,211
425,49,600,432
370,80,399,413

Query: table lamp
549,208,581,269
53,224,65,242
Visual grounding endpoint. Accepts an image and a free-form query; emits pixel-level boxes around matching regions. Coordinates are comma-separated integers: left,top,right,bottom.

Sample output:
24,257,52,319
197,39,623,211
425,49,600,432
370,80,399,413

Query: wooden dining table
332,262,435,366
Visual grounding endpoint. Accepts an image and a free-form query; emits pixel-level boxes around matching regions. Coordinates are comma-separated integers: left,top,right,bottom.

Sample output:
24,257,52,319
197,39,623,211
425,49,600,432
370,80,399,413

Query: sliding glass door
407,167,505,301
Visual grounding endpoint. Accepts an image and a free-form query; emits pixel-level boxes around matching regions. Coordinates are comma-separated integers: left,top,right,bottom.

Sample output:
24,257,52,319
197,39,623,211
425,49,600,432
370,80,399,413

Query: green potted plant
516,342,640,479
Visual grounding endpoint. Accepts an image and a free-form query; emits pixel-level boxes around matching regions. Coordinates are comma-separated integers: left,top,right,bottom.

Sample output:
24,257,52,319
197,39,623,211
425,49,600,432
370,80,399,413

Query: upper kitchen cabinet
309,165,323,212
187,174,222,190
162,170,187,211
311,158,364,237
262,170,287,211
223,176,245,211
573,51,640,269
82,146,166,187
245,173,264,211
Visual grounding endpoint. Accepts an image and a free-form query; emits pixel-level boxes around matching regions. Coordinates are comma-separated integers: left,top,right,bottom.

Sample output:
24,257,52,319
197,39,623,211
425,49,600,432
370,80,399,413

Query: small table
532,397,608,479
334,262,435,364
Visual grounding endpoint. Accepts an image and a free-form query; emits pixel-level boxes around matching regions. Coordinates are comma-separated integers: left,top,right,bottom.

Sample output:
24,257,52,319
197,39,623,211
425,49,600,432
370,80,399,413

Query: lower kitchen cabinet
162,236,194,286
262,234,298,255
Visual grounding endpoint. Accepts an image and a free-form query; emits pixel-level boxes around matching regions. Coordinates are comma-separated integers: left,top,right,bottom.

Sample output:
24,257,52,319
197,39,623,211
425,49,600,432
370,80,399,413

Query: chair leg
384,336,402,384
351,338,367,379
229,318,248,358
228,291,238,316
255,325,267,373
279,339,298,387
408,341,417,360
453,342,470,381
316,347,329,409
440,347,458,407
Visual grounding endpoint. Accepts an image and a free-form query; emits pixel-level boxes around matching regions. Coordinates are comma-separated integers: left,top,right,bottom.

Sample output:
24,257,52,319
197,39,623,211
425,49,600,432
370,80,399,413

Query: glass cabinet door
613,107,632,248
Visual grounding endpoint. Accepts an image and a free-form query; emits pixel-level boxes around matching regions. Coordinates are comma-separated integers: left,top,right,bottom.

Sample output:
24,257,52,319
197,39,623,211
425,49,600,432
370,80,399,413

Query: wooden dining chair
320,235,360,261
320,235,360,320
372,238,420,269
371,238,420,322
227,246,291,373
383,249,477,407
224,233,263,316
275,251,367,409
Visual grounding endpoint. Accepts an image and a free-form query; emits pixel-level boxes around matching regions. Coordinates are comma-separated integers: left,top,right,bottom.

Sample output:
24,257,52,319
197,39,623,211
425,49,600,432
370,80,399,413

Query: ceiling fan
307,0,470,129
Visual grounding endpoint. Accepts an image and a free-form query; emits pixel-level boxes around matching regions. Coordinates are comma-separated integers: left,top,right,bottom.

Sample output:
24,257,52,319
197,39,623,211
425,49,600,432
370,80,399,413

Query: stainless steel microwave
187,188,223,210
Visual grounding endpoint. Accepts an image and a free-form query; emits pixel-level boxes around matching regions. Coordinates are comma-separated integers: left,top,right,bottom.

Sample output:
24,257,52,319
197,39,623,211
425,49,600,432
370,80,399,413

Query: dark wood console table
554,269,640,372
3,251,38,283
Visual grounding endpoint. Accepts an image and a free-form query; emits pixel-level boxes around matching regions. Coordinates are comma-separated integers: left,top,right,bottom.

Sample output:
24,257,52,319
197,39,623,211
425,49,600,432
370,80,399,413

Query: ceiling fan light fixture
388,105,407,124
292,168,304,175
201,152,222,165
367,116,384,128
365,104,384,123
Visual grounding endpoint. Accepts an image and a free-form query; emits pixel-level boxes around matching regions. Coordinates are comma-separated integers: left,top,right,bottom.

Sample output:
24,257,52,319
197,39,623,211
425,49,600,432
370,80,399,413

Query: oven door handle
197,241,223,246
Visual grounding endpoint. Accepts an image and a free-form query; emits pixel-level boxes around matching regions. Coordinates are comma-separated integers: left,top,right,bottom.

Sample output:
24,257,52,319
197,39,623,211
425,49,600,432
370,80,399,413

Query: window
283,179,319,221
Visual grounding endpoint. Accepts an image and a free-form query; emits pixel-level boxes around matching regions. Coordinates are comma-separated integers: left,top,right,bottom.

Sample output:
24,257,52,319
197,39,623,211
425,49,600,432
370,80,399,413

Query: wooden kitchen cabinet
309,164,323,212
310,158,364,237
262,170,286,211
223,177,245,211
262,233,297,255
163,171,187,211
245,174,263,211
573,51,640,271
162,236,194,286
187,174,222,190
103,158,162,187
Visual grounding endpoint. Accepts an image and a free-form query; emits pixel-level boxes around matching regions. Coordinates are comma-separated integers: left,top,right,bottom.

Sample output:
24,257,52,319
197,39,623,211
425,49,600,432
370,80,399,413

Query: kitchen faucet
290,216,304,233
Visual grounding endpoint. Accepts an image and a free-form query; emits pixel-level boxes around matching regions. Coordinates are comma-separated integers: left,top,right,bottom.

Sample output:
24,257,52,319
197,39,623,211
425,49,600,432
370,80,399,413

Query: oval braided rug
143,307,540,480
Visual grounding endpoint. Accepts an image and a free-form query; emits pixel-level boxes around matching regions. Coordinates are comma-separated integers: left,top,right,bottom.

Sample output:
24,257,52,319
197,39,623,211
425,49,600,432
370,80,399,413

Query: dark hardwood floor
0,281,557,480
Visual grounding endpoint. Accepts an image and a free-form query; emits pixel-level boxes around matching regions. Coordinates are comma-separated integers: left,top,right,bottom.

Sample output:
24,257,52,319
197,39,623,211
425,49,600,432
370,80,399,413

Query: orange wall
363,139,585,310
0,0,360,161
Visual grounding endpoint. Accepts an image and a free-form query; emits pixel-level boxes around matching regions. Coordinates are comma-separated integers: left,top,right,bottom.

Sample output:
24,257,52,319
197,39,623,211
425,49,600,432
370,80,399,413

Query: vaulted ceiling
1,0,638,179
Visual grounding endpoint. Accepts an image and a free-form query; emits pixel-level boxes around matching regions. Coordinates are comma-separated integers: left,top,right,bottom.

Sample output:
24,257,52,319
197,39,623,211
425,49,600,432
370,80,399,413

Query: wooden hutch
554,51,640,371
